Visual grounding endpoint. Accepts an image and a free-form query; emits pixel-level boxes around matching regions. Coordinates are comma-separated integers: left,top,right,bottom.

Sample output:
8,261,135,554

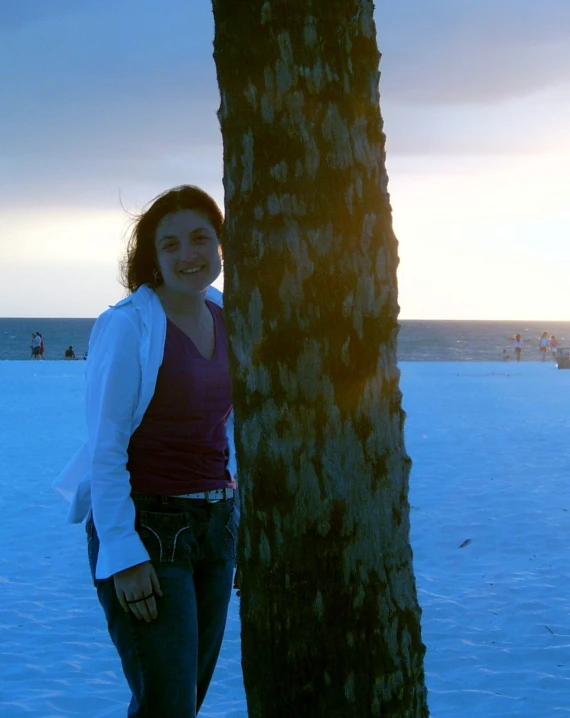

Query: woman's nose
179,239,198,260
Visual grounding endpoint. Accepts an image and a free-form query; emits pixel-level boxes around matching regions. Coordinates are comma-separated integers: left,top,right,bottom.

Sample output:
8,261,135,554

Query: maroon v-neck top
127,301,233,495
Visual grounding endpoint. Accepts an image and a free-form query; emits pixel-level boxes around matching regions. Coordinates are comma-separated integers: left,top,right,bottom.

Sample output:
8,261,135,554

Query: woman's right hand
113,561,163,622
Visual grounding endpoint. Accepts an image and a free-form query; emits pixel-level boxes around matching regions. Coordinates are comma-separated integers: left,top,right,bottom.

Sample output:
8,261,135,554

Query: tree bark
212,1,429,715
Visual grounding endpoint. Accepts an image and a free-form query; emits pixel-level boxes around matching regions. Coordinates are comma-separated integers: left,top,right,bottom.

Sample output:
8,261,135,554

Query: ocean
2,317,570,362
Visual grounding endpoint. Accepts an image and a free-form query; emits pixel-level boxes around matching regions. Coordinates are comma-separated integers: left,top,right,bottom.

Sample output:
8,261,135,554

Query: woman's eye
162,241,177,251
194,235,210,244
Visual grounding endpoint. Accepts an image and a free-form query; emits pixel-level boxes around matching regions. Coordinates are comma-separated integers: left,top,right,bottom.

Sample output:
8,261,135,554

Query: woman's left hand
114,561,163,622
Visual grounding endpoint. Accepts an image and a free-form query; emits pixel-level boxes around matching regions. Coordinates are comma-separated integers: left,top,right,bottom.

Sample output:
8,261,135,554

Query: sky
1,0,569,320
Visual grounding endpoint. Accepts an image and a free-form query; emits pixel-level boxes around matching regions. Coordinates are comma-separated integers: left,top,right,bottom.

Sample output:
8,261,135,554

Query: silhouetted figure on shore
550,336,558,361
31,332,41,359
514,334,522,362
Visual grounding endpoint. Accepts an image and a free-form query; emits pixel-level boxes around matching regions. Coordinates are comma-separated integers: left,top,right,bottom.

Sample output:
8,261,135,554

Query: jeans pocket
137,509,192,565
198,503,237,564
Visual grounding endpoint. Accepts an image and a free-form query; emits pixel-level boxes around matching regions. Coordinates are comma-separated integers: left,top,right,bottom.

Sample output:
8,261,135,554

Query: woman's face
154,209,222,298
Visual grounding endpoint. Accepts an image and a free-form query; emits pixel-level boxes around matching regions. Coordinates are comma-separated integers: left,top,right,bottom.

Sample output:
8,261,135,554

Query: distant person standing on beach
539,332,549,361
31,332,41,360
550,336,558,361
54,185,237,717
38,333,45,360
514,334,522,362
64,345,76,360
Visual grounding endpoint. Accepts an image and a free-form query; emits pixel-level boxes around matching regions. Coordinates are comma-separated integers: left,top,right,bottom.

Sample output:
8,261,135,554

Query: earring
152,268,162,284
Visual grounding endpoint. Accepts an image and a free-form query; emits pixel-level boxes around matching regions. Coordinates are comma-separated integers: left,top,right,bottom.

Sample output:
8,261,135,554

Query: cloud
1,0,220,141
382,86,570,158
0,0,86,35
1,0,569,214
0,0,223,209
376,0,570,104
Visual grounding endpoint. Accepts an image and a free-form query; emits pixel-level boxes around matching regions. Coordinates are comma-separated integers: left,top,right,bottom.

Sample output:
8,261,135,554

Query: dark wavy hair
121,185,224,293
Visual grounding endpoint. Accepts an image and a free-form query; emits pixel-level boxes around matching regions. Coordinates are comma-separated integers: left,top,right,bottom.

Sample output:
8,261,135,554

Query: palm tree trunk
212,1,429,715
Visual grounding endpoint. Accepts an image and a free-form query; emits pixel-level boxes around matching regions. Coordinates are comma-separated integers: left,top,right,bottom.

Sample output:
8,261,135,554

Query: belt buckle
205,489,222,504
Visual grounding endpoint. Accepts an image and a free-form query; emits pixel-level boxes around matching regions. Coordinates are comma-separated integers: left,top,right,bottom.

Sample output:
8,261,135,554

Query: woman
539,331,549,361
54,185,237,717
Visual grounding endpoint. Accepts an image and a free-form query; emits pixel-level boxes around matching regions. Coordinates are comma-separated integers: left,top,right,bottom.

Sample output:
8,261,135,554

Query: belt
172,487,234,503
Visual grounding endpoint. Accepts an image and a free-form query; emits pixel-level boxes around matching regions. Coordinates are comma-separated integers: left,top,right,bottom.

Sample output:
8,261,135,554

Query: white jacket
53,284,236,579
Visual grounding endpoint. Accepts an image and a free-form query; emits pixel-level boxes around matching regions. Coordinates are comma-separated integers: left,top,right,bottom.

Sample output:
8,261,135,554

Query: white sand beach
1,360,569,717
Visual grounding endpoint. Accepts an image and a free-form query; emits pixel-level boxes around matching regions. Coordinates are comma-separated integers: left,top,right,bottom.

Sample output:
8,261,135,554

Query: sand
1,360,568,716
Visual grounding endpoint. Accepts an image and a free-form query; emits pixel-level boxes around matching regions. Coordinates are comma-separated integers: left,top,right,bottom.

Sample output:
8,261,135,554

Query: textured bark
212,1,429,716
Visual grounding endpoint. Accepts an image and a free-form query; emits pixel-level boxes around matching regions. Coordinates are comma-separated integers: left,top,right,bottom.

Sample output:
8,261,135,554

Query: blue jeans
86,494,237,717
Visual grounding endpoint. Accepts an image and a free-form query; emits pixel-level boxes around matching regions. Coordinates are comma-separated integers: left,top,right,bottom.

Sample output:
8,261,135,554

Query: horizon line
2,315,570,324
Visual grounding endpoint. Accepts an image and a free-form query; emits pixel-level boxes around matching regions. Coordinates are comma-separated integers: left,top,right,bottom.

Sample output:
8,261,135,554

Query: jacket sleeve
86,308,151,579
